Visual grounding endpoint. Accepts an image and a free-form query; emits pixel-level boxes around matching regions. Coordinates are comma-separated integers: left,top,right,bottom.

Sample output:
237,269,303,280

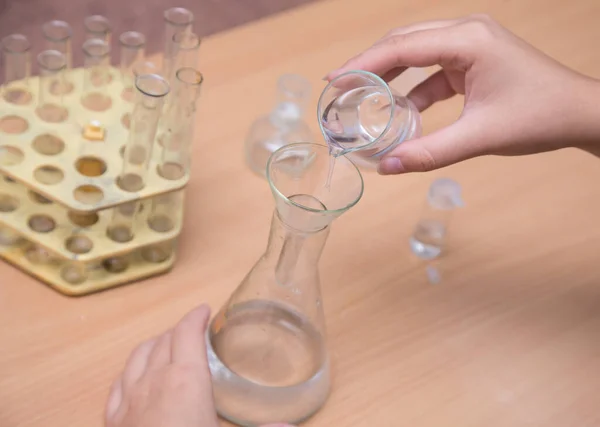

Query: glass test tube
42,20,74,94
81,38,111,112
158,67,202,180
119,31,146,101
1,34,32,105
119,74,170,191
163,7,194,73
109,74,170,243
121,61,161,129
147,191,182,233
164,31,200,85
84,15,112,43
36,50,69,123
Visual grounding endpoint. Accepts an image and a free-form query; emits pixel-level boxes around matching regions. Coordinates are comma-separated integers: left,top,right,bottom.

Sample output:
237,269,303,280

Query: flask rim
266,142,364,216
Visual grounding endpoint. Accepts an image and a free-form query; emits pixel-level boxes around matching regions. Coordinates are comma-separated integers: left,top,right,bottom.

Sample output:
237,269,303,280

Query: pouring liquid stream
325,145,343,190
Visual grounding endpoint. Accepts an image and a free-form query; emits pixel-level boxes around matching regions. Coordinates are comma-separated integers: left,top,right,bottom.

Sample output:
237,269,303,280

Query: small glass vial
84,15,112,43
409,178,464,259
36,50,69,123
41,20,74,94
244,74,313,177
317,70,421,169
1,34,32,105
81,38,111,112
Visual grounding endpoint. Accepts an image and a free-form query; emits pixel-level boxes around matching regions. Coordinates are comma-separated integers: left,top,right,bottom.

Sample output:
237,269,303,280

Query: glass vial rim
37,49,67,72
84,15,112,36
175,67,203,86
82,38,110,58
1,34,31,54
317,69,396,154
172,31,201,50
42,20,73,42
119,31,146,48
164,7,195,27
135,74,170,98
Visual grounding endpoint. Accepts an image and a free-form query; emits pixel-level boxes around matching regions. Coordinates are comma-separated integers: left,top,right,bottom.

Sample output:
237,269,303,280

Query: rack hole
28,191,52,204
141,243,173,263
28,214,56,233
148,215,174,233
81,93,112,112
0,194,19,212
32,134,65,155
60,264,88,284
103,256,129,273
3,89,32,105
73,185,104,205
0,115,29,134
34,165,64,185
76,156,107,177
107,225,134,243
65,235,93,254
36,104,69,123
121,113,131,129
117,173,144,192
0,146,24,166
68,211,99,227
158,162,185,180
24,245,54,264
0,225,23,246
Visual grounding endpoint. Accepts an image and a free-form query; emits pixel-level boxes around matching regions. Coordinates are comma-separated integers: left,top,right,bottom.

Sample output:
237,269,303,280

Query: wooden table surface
2,0,600,426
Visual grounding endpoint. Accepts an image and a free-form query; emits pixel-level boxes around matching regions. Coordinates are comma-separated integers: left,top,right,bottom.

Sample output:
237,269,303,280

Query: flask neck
269,101,303,127
266,210,330,286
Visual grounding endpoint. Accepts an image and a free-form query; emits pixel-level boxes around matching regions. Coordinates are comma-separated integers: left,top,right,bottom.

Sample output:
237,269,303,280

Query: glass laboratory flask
317,70,422,169
244,74,314,177
207,143,364,426
410,178,464,259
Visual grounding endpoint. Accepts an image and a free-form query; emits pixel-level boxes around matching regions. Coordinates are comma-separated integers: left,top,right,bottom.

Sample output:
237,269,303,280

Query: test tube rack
0,65,189,296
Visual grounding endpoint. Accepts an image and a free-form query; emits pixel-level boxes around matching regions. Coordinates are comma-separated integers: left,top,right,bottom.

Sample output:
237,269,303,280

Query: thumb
378,119,483,174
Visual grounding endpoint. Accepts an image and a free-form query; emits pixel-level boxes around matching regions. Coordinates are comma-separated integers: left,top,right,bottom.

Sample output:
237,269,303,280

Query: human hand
105,304,295,427
326,14,600,175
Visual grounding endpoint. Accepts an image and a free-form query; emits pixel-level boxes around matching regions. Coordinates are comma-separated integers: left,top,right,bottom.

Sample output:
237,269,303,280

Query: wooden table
2,0,600,425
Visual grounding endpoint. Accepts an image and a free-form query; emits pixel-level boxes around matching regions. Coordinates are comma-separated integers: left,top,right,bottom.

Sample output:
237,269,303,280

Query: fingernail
378,157,404,174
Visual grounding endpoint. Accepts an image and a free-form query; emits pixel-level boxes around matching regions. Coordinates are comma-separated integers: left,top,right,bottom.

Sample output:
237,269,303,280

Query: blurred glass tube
42,20,73,94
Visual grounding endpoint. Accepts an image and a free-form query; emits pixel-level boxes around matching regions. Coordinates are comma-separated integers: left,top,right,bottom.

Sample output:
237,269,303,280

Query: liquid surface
210,300,326,387
321,86,392,150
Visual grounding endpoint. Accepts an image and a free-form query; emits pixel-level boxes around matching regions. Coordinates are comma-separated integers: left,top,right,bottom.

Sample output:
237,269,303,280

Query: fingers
407,69,457,111
378,118,485,174
105,376,123,424
379,17,463,39
326,26,469,81
146,329,173,370
171,304,211,366
121,337,157,392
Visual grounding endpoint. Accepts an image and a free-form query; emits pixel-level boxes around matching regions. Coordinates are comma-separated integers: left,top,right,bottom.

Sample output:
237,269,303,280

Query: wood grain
2,0,600,426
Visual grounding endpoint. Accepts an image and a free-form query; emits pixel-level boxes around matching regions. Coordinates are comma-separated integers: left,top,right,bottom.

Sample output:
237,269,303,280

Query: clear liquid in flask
207,300,330,425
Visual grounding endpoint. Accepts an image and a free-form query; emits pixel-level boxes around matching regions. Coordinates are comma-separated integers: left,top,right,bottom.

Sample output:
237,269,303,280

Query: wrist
565,75,600,153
